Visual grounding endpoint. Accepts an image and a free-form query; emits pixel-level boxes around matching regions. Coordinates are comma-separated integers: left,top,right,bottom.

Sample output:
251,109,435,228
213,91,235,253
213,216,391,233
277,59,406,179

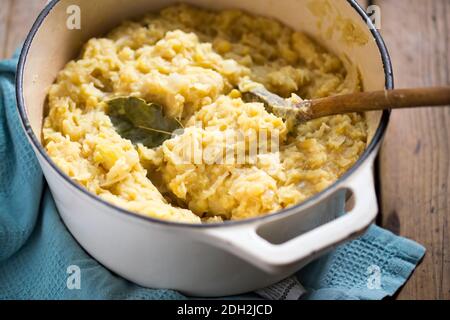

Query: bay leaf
107,97,183,148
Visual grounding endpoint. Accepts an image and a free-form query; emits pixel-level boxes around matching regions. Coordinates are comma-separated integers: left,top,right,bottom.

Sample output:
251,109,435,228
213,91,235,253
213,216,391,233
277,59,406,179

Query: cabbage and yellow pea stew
43,4,367,223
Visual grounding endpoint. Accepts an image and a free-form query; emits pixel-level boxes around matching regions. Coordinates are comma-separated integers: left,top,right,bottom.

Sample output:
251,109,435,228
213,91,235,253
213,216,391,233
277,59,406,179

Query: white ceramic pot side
18,0,391,297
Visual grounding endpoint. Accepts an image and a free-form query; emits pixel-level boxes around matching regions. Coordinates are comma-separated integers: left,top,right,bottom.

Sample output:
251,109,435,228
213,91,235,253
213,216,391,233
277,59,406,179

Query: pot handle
202,161,378,274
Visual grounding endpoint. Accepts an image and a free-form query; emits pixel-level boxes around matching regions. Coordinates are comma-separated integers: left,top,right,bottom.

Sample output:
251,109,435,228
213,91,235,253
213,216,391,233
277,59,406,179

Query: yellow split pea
43,4,367,223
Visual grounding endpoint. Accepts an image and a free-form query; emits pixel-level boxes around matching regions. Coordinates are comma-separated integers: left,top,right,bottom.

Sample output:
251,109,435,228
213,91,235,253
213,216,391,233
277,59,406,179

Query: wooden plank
374,0,450,300
3,0,48,58
0,0,13,59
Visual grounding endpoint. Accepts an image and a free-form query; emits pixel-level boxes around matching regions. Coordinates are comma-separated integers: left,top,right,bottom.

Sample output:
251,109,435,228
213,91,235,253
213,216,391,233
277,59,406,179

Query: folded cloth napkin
0,52,425,300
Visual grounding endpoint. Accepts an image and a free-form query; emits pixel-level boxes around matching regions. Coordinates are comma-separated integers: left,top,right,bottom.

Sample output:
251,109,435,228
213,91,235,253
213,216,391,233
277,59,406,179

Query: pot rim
15,0,392,229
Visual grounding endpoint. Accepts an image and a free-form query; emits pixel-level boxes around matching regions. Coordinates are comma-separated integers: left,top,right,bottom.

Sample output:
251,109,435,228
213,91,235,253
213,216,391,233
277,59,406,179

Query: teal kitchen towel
0,52,425,300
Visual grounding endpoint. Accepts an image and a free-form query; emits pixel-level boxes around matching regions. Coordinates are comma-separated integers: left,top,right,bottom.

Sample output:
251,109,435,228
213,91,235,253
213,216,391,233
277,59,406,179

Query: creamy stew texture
43,4,367,223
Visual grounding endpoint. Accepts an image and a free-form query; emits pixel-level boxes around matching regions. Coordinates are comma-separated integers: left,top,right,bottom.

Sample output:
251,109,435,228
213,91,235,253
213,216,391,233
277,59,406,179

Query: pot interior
21,0,386,151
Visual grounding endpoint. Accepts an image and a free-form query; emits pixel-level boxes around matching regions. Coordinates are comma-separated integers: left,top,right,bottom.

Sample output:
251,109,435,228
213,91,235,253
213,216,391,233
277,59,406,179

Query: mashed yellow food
43,4,367,223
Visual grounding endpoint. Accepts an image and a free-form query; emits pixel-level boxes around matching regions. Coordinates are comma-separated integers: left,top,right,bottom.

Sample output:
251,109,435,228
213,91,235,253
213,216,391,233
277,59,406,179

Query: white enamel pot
16,0,392,297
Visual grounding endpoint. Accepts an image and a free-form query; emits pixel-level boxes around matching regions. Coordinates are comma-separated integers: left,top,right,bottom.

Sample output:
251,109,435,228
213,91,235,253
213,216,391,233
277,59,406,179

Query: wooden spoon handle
308,87,450,118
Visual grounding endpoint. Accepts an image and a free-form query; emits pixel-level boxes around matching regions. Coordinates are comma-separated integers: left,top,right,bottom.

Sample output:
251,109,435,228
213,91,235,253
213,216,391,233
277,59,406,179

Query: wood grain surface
373,0,450,300
0,0,448,300
0,0,48,59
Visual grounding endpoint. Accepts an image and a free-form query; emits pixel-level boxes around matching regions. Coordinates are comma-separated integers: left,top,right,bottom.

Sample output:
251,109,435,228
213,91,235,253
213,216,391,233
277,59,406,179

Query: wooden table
0,0,448,300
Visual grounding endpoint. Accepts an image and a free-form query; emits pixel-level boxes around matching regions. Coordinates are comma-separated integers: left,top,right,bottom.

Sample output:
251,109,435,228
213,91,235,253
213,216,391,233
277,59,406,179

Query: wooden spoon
244,86,450,125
